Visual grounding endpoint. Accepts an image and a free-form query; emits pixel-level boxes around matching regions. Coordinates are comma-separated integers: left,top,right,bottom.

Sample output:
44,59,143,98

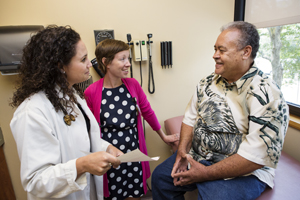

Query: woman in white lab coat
10,25,122,200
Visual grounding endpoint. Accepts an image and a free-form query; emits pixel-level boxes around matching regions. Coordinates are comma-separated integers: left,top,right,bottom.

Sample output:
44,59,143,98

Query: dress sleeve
10,104,87,198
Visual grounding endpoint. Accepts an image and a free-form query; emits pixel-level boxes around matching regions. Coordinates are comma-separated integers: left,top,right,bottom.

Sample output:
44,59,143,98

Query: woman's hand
76,151,121,177
106,145,124,168
163,133,180,146
156,128,180,146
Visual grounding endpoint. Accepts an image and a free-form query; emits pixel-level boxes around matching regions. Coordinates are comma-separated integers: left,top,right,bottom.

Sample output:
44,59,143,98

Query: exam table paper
117,149,160,163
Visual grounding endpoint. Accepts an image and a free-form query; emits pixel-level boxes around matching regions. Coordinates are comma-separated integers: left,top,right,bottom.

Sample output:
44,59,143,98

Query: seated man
152,21,289,200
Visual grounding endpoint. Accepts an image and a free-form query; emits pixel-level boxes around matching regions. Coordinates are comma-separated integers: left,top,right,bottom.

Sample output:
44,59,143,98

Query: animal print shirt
183,65,289,188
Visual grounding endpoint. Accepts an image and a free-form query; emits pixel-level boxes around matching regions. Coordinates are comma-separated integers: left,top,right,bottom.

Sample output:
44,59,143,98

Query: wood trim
0,146,16,199
289,114,300,130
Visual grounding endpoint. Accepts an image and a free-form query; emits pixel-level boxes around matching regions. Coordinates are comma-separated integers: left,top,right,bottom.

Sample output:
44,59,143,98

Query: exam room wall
0,0,235,199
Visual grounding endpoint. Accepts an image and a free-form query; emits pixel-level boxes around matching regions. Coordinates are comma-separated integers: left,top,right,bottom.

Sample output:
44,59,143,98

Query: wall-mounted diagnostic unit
132,40,148,62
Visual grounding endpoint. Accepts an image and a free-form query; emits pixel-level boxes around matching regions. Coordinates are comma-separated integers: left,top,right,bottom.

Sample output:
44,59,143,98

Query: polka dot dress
100,84,144,200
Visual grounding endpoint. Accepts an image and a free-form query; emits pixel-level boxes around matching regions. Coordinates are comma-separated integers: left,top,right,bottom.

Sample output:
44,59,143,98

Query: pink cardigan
84,78,161,197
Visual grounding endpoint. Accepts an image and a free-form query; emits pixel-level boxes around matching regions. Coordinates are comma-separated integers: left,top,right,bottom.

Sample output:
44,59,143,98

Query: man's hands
171,153,264,187
171,154,208,186
171,152,189,186
171,123,196,186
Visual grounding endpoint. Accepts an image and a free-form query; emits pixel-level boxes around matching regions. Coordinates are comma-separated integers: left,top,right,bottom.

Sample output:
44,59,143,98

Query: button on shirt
183,65,289,188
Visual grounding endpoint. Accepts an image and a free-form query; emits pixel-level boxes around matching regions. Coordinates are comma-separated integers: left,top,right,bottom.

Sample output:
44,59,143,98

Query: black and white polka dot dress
100,84,144,200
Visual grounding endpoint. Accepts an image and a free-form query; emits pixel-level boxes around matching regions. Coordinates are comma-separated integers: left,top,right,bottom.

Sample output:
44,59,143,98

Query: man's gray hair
221,21,260,59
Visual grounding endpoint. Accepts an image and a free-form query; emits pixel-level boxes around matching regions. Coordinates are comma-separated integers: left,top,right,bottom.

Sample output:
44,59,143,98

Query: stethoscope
147,34,155,94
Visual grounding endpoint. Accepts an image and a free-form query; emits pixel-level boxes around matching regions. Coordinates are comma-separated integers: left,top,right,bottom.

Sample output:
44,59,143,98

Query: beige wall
283,126,300,162
1,0,298,199
0,0,234,199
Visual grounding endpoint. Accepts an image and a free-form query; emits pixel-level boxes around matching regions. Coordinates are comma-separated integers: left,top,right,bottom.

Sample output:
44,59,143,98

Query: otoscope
147,33,155,94
127,34,133,78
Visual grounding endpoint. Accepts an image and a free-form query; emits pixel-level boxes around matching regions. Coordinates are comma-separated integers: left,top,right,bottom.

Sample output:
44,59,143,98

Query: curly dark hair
95,39,129,74
10,25,84,114
221,21,260,59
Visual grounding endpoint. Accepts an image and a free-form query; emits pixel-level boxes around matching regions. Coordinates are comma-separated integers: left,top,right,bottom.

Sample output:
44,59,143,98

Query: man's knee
152,153,177,190
152,163,164,183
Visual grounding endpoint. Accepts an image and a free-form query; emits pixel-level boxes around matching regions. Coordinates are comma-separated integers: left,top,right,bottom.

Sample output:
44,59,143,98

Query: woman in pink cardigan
84,39,178,200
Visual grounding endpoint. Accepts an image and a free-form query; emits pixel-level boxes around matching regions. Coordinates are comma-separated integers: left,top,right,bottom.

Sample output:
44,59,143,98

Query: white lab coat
10,90,110,200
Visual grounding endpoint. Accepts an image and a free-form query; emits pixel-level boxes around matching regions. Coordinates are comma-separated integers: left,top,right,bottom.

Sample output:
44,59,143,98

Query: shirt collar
215,64,261,95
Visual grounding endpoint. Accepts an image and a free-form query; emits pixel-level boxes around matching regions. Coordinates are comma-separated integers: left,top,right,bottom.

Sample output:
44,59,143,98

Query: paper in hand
117,149,160,163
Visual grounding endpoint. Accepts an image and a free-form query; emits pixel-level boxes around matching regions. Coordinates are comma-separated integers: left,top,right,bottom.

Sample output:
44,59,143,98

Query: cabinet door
0,146,16,200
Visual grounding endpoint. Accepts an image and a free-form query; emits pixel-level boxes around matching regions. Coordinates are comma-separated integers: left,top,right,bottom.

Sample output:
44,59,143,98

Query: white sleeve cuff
183,88,198,127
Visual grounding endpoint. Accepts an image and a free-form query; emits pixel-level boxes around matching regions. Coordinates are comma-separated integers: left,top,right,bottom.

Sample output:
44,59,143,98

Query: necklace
63,114,75,126
58,102,75,126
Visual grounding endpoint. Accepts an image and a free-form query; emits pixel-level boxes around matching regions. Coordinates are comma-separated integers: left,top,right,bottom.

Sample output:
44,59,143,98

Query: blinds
245,0,300,28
